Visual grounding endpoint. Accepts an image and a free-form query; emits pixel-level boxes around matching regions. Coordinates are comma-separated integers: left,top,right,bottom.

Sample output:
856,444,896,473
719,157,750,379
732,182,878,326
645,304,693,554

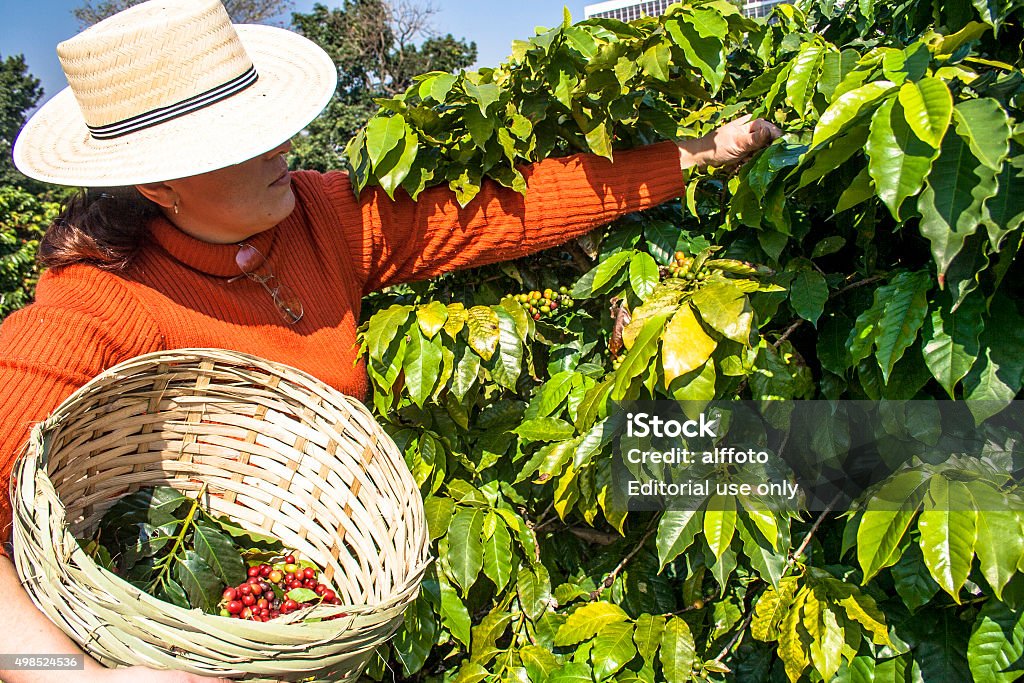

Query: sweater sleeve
0,266,164,553
319,141,684,295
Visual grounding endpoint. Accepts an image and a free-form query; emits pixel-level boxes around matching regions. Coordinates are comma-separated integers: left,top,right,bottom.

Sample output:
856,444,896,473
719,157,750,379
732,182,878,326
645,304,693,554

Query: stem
147,483,208,592
592,520,657,599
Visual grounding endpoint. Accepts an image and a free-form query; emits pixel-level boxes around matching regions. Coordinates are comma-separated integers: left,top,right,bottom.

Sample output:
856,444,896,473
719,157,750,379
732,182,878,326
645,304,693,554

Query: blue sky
2,0,592,107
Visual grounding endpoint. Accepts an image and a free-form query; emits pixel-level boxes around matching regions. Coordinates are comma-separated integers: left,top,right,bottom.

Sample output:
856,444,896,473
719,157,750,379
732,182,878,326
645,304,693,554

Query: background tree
73,0,294,27
0,55,59,316
0,54,44,192
289,0,476,170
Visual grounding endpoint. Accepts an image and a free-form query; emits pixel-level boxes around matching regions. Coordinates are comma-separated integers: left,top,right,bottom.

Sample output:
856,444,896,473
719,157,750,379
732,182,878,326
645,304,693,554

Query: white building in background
583,0,783,20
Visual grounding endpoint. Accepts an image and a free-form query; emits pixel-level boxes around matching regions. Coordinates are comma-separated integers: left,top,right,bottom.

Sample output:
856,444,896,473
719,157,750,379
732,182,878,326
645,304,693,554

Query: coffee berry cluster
219,554,342,621
514,287,574,321
668,251,711,282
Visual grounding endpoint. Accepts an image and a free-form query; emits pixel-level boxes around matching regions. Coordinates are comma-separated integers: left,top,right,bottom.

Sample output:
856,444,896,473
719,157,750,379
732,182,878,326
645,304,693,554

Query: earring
173,200,180,215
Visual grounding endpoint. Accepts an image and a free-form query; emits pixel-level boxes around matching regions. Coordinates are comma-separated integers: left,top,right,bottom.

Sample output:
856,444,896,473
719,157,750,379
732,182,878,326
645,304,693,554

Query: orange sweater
0,141,684,544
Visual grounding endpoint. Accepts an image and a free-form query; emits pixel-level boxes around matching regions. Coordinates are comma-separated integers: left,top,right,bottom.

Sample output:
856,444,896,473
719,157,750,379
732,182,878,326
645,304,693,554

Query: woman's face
137,138,296,244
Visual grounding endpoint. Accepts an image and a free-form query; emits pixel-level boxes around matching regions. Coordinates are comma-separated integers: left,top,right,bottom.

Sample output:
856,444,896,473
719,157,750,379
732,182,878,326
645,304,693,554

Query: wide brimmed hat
13,0,338,187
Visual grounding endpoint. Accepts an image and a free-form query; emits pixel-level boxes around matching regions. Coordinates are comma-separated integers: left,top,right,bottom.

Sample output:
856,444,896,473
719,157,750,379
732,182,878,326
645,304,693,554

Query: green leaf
738,514,786,588
286,587,318,603
866,97,939,219
752,578,799,641
403,330,443,407
377,129,419,199
704,495,736,560
592,251,633,292
657,510,704,570
547,662,593,683
917,131,995,276
524,371,575,420
424,495,455,541
803,589,844,682
790,269,829,327
464,80,501,116
514,417,576,442
873,270,932,383
489,306,524,391
811,81,895,148
517,563,553,622
968,601,1024,683
466,306,500,361
922,292,984,398
448,507,485,595
363,305,413,363
554,602,629,646
365,114,407,170
416,301,449,338
952,98,1011,171
662,303,717,388
633,614,666,662
857,469,930,581
659,617,696,683
481,511,513,591
173,550,222,612
192,522,245,588
890,540,940,613
592,621,637,680
439,578,472,647
786,44,825,118
919,478,977,602
665,19,725,93
639,43,671,81
691,281,752,343
968,483,1023,599
630,252,660,301
157,578,190,609
896,77,953,148
612,314,669,400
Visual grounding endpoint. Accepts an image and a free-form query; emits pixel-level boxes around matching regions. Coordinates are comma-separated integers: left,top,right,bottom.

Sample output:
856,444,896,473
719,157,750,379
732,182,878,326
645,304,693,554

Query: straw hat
12,0,338,187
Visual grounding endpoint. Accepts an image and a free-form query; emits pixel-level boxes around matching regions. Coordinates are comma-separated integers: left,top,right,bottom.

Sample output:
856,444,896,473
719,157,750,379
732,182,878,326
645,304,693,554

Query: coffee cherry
240,607,253,619
303,567,316,580
323,589,337,602
238,584,252,596
284,563,298,574
222,587,237,602
260,564,271,578
226,600,243,614
268,569,283,583
248,566,261,578
284,555,296,564
250,582,263,596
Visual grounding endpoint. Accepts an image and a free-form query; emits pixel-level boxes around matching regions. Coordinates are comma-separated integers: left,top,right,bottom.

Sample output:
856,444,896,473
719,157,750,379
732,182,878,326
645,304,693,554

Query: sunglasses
228,242,303,324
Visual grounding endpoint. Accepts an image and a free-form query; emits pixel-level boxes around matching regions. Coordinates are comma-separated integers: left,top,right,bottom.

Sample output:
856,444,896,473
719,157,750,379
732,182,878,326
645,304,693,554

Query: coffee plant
350,0,1024,680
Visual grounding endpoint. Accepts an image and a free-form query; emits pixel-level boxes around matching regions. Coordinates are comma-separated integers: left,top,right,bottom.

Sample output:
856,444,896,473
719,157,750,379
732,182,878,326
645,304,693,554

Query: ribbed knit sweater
0,141,684,545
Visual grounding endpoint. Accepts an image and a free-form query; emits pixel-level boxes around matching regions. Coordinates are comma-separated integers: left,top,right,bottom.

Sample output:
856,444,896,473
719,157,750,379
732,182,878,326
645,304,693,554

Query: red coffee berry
250,583,263,596
303,567,316,580
257,598,269,611
226,600,243,614
248,566,260,578
242,594,255,606
323,589,336,602
268,570,283,583
222,587,237,601
260,565,271,577
239,584,252,595
240,607,253,619
315,585,327,596
284,555,296,564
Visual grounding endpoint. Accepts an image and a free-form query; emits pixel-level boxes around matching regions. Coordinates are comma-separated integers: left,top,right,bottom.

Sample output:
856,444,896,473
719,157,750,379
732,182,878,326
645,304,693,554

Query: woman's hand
104,666,232,682
678,114,783,170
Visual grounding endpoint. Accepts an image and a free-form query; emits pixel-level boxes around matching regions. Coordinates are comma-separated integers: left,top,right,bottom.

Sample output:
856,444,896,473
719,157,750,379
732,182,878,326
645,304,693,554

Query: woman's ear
134,181,176,211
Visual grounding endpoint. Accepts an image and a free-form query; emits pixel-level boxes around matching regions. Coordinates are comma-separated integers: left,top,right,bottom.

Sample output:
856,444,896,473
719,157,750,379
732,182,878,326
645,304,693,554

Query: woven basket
10,349,431,681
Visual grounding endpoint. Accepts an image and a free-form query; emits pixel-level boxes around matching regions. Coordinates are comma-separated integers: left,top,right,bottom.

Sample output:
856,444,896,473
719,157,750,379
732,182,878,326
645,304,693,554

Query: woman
1,0,780,680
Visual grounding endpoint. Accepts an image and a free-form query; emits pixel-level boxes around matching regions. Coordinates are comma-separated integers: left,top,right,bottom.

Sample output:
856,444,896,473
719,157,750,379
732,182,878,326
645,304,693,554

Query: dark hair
38,186,161,271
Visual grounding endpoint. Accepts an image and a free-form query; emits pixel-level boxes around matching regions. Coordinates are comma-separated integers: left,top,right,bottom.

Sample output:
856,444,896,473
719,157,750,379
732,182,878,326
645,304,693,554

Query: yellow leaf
662,304,718,388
